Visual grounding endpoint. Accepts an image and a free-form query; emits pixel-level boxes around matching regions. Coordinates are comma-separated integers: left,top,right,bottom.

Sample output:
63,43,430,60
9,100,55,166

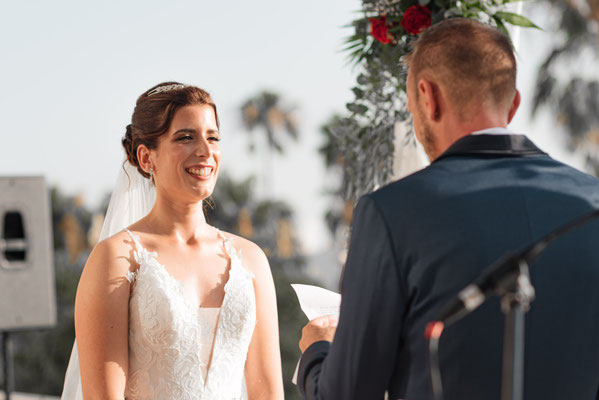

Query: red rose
369,16,392,44
400,5,432,34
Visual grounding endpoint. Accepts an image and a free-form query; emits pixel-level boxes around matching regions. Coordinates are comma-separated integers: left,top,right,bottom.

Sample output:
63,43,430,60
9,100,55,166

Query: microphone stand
428,208,599,400
498,208,599,400
499,259,535,400
499,208,599,400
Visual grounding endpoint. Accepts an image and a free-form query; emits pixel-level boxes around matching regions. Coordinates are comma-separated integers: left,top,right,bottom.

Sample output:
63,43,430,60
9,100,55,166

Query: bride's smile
185,165,214,179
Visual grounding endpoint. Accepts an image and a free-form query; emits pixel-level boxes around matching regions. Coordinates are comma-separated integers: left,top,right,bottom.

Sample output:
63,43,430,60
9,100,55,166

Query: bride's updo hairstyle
122,82,219,179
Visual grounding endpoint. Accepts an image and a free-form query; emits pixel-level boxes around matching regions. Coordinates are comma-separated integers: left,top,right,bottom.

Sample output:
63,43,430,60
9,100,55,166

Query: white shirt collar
471,127,518,135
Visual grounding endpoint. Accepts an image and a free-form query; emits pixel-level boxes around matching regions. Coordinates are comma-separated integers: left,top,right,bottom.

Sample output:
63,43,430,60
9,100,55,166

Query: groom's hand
299,315,338,353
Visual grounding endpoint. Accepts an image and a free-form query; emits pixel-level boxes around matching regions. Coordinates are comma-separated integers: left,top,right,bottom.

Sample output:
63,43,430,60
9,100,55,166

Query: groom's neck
430,105,511,160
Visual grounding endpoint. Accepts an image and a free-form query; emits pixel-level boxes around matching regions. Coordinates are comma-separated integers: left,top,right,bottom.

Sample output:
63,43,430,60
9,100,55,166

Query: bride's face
151,104,221,202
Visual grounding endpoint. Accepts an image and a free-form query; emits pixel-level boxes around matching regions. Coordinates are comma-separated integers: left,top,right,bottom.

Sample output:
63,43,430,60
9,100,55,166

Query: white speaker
0,176,57,331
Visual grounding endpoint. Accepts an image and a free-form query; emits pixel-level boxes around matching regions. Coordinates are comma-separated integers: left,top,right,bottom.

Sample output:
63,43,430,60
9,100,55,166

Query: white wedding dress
123,228,256,400
61,163,256,400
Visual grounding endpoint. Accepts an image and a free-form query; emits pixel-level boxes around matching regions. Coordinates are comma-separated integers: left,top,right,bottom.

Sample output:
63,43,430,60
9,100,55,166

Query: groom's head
404,18,520,160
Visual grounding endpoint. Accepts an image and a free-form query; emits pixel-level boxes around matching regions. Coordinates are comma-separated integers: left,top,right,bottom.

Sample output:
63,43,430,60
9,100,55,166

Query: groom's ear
507,89,521,124
417,78,441,122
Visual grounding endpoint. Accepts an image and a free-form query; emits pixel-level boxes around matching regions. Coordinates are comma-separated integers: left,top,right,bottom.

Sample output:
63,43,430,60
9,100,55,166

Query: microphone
436,250,527,326
434,208,599,327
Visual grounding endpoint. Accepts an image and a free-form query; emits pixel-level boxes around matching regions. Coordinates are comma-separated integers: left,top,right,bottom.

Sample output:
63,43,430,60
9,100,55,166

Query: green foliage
493,11,540,28
12,281,78,394
319,114,346,169
332,0,538,199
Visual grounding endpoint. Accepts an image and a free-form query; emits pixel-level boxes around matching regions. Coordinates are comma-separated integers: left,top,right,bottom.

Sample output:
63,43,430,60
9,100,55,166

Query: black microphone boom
436,208,599,327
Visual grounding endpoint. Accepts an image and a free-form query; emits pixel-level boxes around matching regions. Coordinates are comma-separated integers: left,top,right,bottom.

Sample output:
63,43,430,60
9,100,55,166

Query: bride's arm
238,239,285,400
74,233,132,400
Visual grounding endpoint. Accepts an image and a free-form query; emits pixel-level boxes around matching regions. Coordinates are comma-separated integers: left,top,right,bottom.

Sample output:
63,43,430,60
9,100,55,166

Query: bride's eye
208,136,220,142
176,135,193,142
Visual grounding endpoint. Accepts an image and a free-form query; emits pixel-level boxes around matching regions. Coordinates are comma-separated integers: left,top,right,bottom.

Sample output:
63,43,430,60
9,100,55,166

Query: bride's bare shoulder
76,230,136,319
218,230,270,276
94,230,136,255
83,230,137,276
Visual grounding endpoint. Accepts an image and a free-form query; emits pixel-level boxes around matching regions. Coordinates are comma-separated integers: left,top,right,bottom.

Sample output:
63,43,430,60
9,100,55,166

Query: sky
0,1,592,255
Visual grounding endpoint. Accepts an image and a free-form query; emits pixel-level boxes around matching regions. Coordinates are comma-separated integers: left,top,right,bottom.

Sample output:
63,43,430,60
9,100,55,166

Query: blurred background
0,0,598,399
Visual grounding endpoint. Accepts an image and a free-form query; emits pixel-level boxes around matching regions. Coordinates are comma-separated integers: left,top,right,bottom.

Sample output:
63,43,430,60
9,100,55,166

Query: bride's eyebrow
172,128,219,135
173,128,196,135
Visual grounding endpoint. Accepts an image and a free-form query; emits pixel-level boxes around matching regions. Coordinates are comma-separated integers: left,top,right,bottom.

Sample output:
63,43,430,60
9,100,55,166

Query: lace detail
125,270,137,284
123,229,256,400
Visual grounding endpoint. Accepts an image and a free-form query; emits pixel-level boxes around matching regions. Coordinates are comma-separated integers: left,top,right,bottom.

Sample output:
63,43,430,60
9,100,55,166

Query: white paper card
290,284,341,385
291,284,341,320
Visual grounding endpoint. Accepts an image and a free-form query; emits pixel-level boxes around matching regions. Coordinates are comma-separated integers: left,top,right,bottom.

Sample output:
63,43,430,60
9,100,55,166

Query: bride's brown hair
122,82,219,179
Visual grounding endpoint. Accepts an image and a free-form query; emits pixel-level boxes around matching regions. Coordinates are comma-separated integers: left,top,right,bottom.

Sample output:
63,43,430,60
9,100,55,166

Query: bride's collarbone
161,256,230,305
134,236,231,309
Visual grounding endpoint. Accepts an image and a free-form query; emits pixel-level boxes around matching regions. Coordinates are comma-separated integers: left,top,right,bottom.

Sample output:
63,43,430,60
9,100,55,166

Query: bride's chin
158,185,213,205
189,187,214,201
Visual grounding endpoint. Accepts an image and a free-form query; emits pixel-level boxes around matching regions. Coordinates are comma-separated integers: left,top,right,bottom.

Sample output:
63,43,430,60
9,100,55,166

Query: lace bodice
124,229,256,400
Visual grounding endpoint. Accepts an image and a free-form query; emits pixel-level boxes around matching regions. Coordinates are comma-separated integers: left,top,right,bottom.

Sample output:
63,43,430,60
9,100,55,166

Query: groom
298,18,599,399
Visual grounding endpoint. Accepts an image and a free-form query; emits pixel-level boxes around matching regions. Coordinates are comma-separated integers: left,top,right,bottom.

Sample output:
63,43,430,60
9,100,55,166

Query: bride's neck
144,194,210,240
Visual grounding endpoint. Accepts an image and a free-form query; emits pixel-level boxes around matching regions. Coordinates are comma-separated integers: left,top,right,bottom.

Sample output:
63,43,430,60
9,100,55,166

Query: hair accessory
147,84,188,96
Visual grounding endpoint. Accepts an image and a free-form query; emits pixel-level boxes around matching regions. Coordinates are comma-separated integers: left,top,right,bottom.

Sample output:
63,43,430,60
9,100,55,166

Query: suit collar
434,134,546,163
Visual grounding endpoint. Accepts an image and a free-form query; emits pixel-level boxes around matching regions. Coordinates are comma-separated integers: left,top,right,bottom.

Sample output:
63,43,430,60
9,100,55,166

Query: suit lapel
434,134,546,163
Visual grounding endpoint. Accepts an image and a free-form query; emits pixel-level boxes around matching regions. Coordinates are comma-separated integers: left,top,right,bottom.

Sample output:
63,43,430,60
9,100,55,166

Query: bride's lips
185,164,215,181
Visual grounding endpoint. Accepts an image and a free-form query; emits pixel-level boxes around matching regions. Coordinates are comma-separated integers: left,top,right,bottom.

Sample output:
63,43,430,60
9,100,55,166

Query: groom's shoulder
369,151,599,209
370,164,441,202
361,164,457,223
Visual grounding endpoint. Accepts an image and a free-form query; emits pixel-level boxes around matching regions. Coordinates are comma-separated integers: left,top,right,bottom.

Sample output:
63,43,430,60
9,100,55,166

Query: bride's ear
137,144,153,175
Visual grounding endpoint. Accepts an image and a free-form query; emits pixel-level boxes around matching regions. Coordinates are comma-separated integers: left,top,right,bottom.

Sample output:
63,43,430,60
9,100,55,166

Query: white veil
61,161,155,400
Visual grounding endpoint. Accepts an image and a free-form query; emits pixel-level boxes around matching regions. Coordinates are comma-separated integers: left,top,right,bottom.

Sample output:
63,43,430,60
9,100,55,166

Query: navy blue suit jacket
298,134,599,400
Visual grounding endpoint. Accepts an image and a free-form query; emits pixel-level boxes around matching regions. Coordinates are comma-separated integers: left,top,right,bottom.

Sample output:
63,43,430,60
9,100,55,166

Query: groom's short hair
404,18,517,113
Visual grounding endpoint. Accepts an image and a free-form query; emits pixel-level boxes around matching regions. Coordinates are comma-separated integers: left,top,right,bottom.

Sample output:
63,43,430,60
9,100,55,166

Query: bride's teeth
187,167,212,177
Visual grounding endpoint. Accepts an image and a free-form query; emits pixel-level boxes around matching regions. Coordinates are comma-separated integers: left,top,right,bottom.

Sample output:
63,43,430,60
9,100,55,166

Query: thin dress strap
215,228,254,279
123,228,144,284
124,228,142,250
215,228,235,259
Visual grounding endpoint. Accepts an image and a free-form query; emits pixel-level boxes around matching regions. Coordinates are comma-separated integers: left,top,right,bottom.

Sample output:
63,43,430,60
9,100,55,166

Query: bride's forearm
247,390,284,400
245,379,285,400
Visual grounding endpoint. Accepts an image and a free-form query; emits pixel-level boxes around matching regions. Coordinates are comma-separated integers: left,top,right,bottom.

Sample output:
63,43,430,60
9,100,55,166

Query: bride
61,82,284,399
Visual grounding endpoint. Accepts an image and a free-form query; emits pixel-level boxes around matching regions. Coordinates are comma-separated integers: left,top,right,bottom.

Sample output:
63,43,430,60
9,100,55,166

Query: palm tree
241,91,298,153
240,91,299,194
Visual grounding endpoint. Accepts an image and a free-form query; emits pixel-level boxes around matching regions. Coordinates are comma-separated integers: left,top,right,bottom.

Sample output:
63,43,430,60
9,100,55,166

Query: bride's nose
194,136,212,158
